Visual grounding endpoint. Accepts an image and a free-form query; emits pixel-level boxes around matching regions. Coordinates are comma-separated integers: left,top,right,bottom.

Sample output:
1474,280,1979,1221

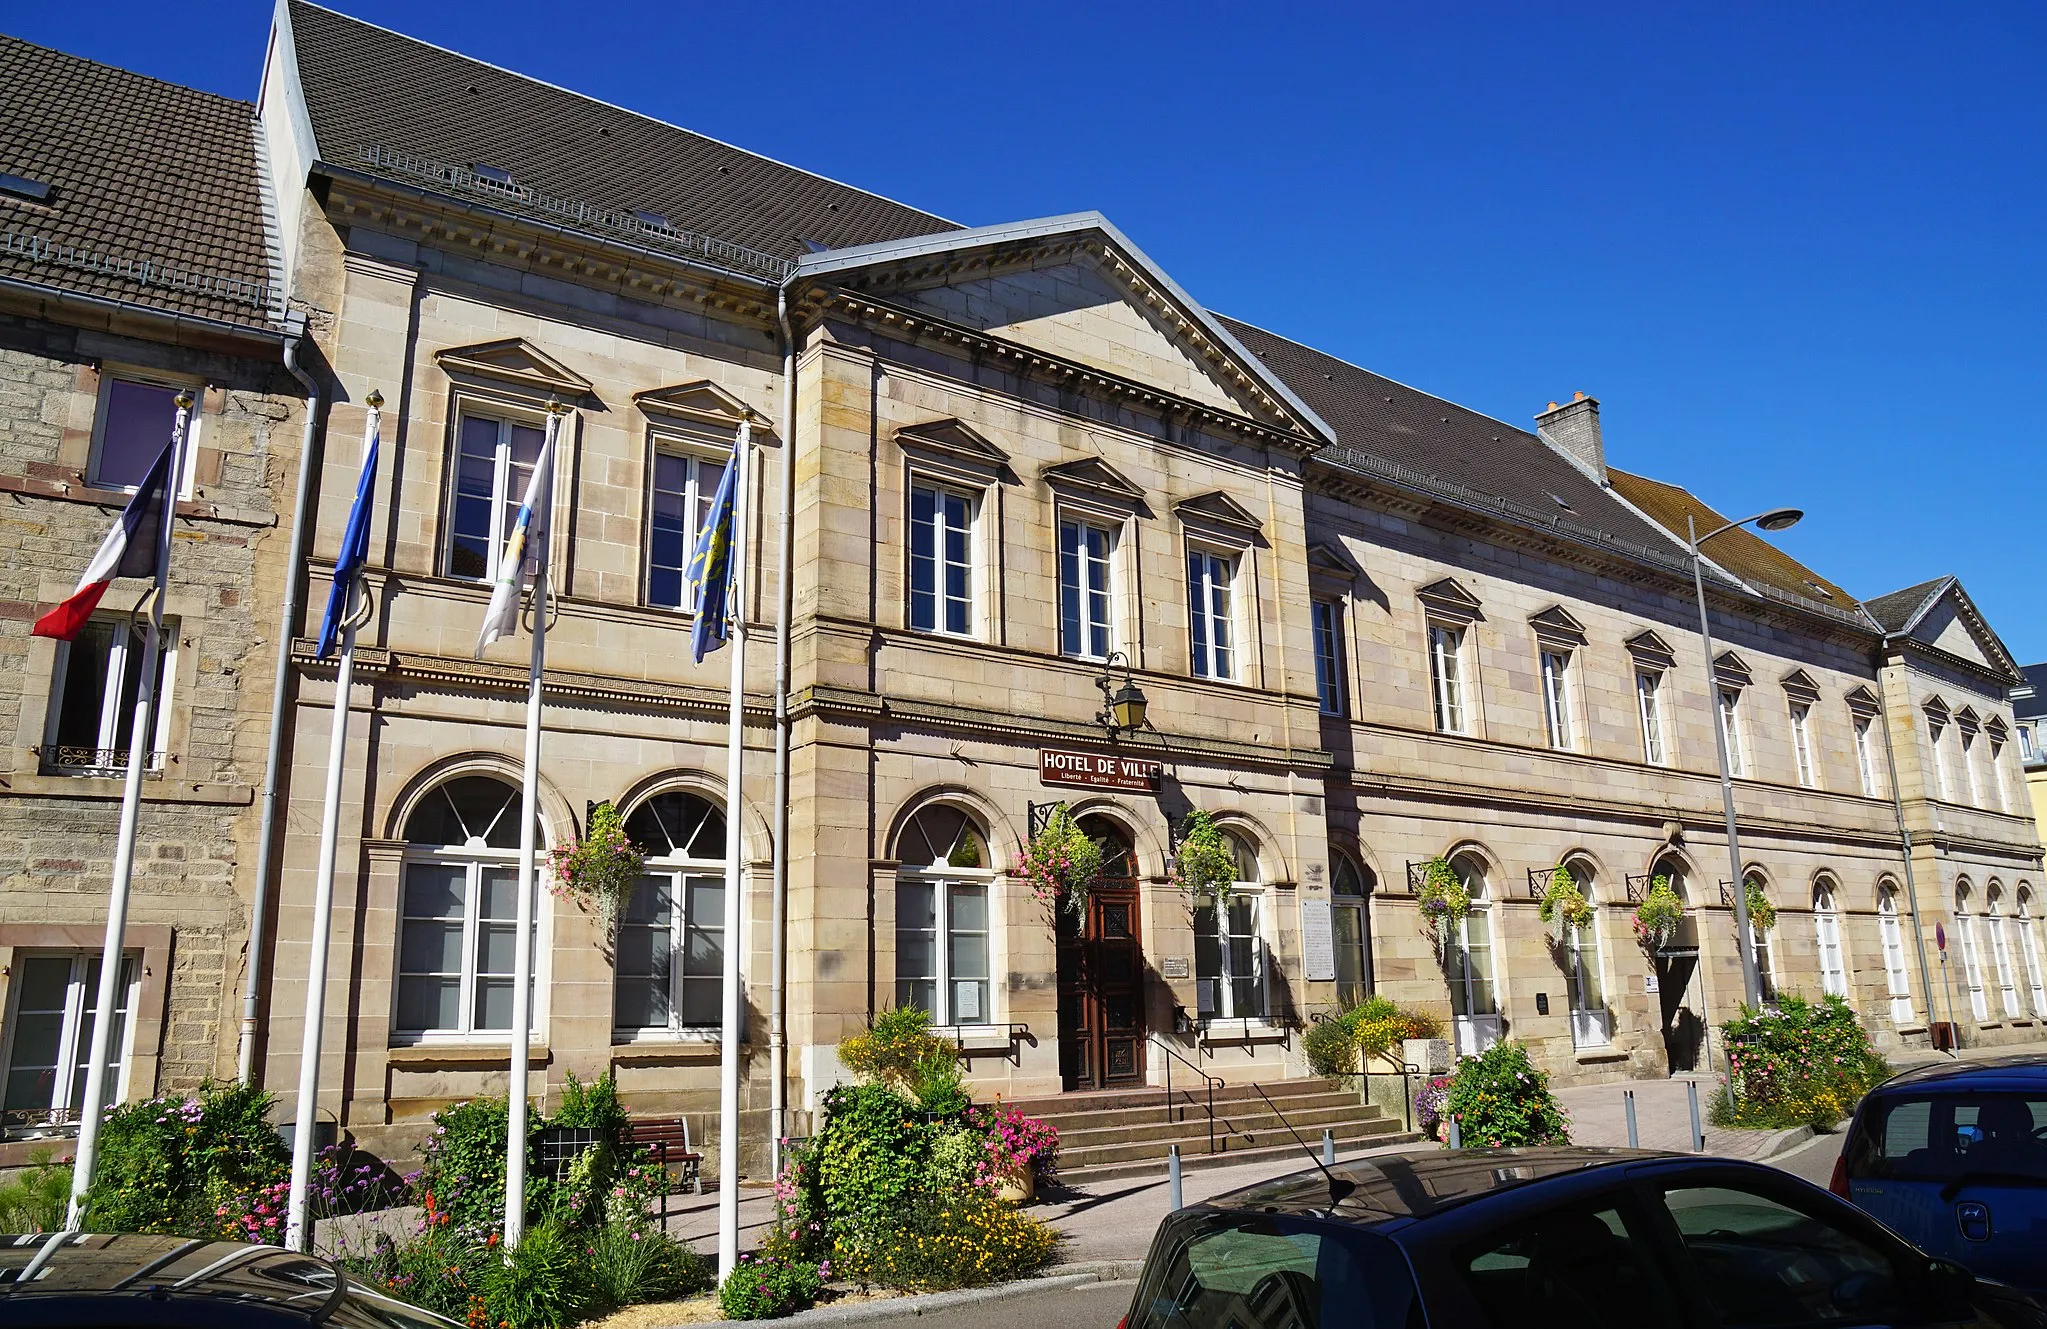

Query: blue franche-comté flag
316,424,380,659
686,451,740,663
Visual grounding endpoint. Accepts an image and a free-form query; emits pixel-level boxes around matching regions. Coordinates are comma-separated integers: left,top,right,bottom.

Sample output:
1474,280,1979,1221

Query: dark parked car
0,1231,456,1327
1833,1055,2047,1296
1120,1147,2047,1328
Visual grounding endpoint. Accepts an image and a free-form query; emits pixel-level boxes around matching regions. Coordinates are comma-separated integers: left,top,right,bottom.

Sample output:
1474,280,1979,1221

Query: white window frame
1987,734,2010,812
2017,889,2047,1017
2021,725,2038,764
88,369,202,499
1186,546,1239,682
613,794,729,1040
1057,515,1118,662
42,617,178,776
0,950,141,1134
644,437,730,612
895,868,995,1027
1446,857,1501,1055
1987,888,2022,1019
1429,623,1468,734
1718,687,1746,777
1638,669,1668,766
1561,861,1610,1048
1877,887,1915,1026
1957,887,1989,1022
1813,882,1847,999
1960,727,1982,806
446,410,550,584
1790,701,1819,788
1852,712,1881,797
906,478,978,638
1196,887,1267,1025
1928,715,1953,800
1312,598,1346,716
1540,648,1575,750
1746,877,1779,1004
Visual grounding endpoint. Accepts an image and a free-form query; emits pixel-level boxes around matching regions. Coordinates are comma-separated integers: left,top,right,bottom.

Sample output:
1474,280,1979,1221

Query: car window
1126,1213,1415,1329
1657,1184,1903,1326
1456,1201,1681,1329
1852,1093,2047,1185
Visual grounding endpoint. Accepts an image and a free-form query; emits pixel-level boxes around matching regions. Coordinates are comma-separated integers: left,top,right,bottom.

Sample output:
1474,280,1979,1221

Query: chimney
1535,391,1605,484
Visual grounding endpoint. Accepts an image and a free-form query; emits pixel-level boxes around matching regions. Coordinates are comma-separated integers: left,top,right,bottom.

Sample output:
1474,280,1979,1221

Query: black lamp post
1095,651,1148,737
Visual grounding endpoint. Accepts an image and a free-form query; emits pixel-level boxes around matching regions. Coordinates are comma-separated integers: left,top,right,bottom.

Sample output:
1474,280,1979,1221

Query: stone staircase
1008,1077,1418,1188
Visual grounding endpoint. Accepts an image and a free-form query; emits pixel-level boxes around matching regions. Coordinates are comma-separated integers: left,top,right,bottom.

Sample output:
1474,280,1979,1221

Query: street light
1688,506,1803,1010
1094,651,1148,737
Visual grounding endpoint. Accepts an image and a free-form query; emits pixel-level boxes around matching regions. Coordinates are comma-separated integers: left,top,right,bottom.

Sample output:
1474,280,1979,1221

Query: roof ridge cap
0,31,256,111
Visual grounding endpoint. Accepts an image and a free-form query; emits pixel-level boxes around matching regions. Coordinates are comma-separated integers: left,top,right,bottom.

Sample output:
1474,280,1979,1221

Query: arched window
1196,829,1266,1022
615,791,727,1036
1745,873,1779,1004
1877,882,1915,1025
1987,883,2022,1019
2017,886,2047,1017
1446,852,1500,1055
894,804,992,1025
1560,859,1609,1048
1813,877,1847,999
397,775,545,1038
1956,882,1989,1022
1331,853,1374,1009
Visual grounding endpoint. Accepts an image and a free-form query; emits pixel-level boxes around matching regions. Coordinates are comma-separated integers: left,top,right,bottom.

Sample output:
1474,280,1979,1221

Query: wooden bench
627,1117,704,1196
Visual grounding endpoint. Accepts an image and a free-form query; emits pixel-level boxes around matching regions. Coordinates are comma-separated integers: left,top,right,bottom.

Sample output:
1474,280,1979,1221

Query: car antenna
1249,1082,1356,1208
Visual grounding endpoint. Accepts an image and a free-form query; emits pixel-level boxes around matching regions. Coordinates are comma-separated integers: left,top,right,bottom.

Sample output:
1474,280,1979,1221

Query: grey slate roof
1864,576,1954,635
286,1,960,267
2013,664,2047,722
0,35,277,328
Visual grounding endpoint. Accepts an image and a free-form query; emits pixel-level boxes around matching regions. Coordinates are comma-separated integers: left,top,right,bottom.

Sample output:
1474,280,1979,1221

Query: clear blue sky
16,2,2044,658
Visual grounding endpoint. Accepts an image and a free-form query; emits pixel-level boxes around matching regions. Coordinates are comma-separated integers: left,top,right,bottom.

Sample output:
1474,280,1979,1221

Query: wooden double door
1056,819,1146,1090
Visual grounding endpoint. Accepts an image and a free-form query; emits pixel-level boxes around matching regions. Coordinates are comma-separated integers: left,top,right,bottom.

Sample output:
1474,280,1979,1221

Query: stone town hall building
0,2,2040,1172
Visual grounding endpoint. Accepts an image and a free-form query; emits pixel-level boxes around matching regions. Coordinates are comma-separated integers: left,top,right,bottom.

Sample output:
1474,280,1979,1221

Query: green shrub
480,1219,586,1329
1304,997,1443,1078
417,1094,520,1234
718,1250,826,1320
909,1049,970,1118
1716,993,1890,1130
833,1189,1054,1292
585,1218,711,1310
0,1149,71,1232
1303,1016,1357,1078
1441,1041,1570,1147
810,1084,932,1234
413,1070,641,1236
339,1218,491,1324
838,1007,955,1089
925,1129,986,1191
83,1080,288,1237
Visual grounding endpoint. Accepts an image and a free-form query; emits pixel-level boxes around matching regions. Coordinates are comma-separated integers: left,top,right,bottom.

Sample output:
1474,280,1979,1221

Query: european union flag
687,451,740,663
316,427,379,659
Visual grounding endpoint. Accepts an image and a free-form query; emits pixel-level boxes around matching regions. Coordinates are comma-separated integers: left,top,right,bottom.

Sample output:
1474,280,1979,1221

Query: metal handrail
1153,1032,1221,1155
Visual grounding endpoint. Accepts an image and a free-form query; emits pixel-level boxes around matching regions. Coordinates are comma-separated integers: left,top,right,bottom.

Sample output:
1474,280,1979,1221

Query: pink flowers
970,1103,1059,1186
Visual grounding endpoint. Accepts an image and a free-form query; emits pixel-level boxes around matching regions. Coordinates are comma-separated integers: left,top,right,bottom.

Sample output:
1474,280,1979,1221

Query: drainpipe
1875,654,1943,1040
238,317,325,1083
769,286,796,1171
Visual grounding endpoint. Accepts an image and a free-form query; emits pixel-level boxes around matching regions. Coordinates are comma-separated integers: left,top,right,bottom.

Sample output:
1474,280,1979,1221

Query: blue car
1834,1054,2047,1295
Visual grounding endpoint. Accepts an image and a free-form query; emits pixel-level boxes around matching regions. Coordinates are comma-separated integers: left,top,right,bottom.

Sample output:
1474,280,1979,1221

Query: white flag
474,426,556,655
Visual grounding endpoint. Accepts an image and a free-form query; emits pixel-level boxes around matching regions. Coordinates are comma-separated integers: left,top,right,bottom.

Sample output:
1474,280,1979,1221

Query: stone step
1056,1114,1409,1172
1053,1101,1387,1150
1006,1078,1355,1119
1022,1089,1367,1134
1056,1124,1424,1186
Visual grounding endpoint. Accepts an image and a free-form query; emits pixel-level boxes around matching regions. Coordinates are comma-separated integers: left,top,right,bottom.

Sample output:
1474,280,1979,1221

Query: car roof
1873,1055,2047,1094
0,1233,347,1312
1208,1146,1685,1224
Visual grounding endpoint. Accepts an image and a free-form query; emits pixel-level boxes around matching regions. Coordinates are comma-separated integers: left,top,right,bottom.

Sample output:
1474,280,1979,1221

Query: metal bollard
1168,1144,1183,1212
1322,1128,1336,1168
1448,1115,1462,1149
1688,1079,1705,1152
1624,1089,1639,1149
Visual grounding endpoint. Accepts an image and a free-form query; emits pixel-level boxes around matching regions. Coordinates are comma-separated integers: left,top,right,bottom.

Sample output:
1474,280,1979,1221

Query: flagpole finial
174,391,194,411
545,396,570,417
365,389,385,410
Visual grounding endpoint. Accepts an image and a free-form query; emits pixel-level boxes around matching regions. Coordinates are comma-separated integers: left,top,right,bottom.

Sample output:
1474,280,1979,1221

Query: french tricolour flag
32,438,175,641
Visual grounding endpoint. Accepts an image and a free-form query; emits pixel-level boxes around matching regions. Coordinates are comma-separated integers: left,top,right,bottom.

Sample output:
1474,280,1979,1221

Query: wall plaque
1300,898,1336,982
1161,957,1190,979
1039,747,1163,792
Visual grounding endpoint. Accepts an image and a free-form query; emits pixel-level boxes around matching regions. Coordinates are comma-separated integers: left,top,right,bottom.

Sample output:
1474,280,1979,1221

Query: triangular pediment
1781,669,1821,701
1417,577,1484,622
894,417,1009,468
1878,577,2022,685
435,338,593,397
1955,705,1982,731
1845,685,1881,715
635,380,758,429
1307,540,1361,580
1175,490,1262,538
1626,630,1677,667
1714,651,1753,687
1530,605,1588,646
1042,456,1146,507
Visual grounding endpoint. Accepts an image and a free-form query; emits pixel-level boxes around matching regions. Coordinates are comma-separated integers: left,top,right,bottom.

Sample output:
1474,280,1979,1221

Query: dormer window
0,172,52,202
471,163,515,187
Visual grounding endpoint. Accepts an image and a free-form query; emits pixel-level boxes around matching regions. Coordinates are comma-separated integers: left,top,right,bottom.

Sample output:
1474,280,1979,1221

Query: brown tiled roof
1606,468,1858,608
287,1,961,270
1219,315,1685,559
1862,577,1952,634
0,35,276,328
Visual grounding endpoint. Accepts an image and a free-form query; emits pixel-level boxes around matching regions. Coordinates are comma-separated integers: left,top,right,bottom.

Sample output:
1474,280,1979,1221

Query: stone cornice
1883,635,2022,695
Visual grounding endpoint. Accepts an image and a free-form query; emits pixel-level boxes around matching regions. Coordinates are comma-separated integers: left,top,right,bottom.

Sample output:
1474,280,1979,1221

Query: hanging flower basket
1171,809,1237,903
1632,876,1685,952
547,800,644,942
1743,880,1778,933
1414,857,1470,951
1017,805,1102,916
1538,865,1595,947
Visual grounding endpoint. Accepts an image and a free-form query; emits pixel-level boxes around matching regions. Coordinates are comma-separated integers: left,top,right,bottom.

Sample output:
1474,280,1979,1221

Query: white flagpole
716,418,754,1282
64,391,194,1229
285,393,381,1252
503,403,562,1250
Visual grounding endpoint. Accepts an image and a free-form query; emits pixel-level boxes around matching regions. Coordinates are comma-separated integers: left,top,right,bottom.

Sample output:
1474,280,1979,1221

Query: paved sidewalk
1553,1075,1776,1157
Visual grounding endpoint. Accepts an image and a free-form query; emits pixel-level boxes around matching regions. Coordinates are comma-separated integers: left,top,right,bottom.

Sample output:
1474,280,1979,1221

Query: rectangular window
1928,719,1951,800
1988,737,2008,811
2022,725,2038,763
1194,895,1264,1021
615,871,724,1033
1638,670,1667,765
895,877,991,1025
448,414,548,582
1563,915,1608,1047
1853,714,1881,796
1429,624,1466,733
1187,550,1235,680
1058,519,1114,660
1718,687,1745,776
91,378,183,491
396,860,536,1037
1960,731,1981,805
1540,649,1574,749
908,483,973,636
44,618,175,776
1312,599,1345,716
1791,701,1818,788
1,951,138,1135
646,449,724,610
